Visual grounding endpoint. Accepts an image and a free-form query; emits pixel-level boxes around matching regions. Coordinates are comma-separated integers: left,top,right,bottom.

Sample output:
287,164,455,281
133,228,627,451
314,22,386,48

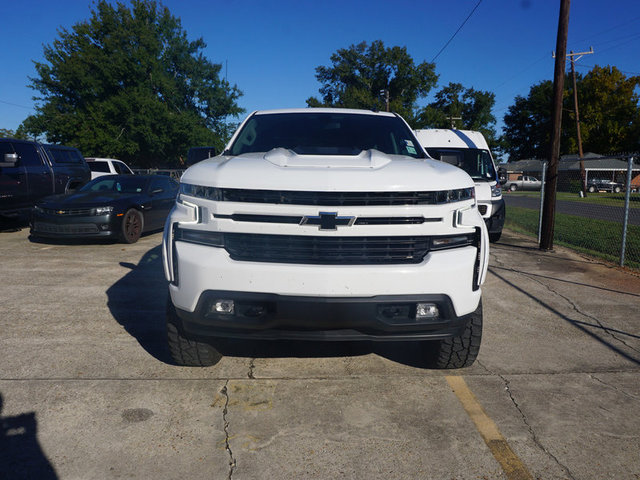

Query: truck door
13,142,53,204
0,141,29,213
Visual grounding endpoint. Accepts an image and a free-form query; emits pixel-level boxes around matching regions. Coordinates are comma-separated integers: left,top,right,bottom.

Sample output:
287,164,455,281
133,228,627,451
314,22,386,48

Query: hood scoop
263,148,392,169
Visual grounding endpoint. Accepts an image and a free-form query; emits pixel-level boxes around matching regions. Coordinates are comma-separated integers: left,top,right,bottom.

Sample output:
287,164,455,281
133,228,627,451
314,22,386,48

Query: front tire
166,298,222,367
429,300,482,369
510,184,517,191
121,208,143,243
489,231,502,243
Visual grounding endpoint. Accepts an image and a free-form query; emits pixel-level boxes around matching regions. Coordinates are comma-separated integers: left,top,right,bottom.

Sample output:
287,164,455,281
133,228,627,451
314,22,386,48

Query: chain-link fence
503,154,640,271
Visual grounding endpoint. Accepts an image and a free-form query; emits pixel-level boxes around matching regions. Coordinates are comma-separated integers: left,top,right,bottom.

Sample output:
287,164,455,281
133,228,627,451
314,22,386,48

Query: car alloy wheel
121,209,143,243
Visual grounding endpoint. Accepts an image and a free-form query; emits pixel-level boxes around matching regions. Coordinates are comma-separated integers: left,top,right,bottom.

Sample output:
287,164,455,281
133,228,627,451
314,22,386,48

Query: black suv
0,138,91,218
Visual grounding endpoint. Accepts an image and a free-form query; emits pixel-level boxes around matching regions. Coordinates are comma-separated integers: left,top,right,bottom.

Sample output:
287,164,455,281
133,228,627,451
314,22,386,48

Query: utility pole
448,116,462,129
540,0,571,251
568,47,593,194
380,89,390,112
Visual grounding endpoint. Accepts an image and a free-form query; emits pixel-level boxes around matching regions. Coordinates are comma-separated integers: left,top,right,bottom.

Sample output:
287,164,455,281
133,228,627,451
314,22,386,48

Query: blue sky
2,0,640,136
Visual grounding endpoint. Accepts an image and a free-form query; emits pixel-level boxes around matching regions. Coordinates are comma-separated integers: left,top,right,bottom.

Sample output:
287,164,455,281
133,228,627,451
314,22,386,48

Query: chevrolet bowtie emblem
300,212,356,230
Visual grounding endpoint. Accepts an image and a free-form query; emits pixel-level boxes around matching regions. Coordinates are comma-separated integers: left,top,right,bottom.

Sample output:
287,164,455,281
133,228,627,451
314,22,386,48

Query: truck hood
181,150,474,192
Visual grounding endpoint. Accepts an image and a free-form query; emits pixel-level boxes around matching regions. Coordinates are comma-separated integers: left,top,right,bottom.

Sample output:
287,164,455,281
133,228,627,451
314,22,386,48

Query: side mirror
498,167,507,185
0,152,18,167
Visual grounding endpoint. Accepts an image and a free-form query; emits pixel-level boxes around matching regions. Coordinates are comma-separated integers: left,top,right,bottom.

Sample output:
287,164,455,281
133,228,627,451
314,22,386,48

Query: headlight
180,183,222,201
94,206,114,215
175,227,224,247
491,184,502,197
431,233,475,250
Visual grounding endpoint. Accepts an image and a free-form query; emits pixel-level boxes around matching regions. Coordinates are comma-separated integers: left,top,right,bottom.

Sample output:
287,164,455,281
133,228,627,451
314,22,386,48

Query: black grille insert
224,233,431,264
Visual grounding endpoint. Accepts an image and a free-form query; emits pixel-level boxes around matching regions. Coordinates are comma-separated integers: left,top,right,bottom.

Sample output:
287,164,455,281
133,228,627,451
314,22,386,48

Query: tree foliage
415,82,497,144
502,65,640,161
306,40,438,122
21,0,243,167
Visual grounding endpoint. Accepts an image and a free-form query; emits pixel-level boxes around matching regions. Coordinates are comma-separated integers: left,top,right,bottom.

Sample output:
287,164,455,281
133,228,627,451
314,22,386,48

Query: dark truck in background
0,138,91,219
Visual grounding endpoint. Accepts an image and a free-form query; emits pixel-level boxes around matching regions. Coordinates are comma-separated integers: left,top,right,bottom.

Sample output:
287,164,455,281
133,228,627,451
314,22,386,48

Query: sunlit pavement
1,226,638,479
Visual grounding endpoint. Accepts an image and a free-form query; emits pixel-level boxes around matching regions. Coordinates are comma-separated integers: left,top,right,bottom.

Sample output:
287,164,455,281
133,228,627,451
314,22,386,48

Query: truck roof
251,108,396,117
414,129,490,151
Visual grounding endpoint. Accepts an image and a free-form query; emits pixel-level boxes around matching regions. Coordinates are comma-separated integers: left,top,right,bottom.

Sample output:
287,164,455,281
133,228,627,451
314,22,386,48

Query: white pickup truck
162,109,489,368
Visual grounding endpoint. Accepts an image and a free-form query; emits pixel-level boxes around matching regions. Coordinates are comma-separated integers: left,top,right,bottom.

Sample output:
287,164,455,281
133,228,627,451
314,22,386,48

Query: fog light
212,299,234,315
416,303,439,319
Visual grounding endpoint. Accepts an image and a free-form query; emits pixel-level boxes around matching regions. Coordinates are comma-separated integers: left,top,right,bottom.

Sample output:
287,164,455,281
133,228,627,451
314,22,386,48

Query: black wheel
166,298,222,366
614,186,621,193
429,300,482,369
489,231,502,243
121,208,143,243
510,184,517,191
588,186,595,193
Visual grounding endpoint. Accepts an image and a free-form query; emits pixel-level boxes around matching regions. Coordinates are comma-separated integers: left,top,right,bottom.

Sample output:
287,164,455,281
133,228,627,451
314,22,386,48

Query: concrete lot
0,224,639,479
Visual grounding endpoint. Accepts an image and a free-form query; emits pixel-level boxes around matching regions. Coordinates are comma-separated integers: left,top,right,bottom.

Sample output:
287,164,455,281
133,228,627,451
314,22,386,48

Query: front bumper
30,212,121,238
483,198,505,234
175,291,472,341
168,239,483,319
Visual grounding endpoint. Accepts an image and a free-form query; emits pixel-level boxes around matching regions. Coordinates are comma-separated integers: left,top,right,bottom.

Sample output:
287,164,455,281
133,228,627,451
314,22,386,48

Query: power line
571,14,640,45
0,99,33,110
575,64,640,76
431,0,483,63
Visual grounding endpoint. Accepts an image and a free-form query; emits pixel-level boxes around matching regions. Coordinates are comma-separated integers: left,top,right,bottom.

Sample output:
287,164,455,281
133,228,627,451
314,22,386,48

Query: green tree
502,65,640,161
577,65,640,153
20,0,243,167
415,82,498,144
306,40,438,122
0,127,30,140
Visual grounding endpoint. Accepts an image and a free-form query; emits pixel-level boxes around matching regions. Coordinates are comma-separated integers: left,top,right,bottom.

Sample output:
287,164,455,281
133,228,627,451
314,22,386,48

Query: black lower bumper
30,213,119,239
485,198,505,234
175,291,474,342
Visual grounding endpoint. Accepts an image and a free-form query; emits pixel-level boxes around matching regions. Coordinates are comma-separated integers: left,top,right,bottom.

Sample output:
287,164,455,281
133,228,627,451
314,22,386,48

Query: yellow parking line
446,376,534,480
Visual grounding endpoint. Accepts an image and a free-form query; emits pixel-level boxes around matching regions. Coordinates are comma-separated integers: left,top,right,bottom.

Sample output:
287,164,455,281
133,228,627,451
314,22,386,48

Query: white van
414,129,506,242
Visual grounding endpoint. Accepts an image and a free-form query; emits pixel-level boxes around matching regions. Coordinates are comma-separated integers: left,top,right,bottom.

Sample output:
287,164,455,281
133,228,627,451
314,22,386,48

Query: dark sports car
31,174,179,243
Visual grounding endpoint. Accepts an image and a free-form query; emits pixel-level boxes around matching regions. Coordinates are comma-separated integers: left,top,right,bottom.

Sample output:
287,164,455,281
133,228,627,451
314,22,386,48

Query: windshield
80,176,147,194
426,148,497,181
228,112,425,159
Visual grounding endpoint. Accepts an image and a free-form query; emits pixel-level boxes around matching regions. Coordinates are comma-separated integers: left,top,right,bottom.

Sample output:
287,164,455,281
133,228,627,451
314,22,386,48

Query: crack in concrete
526,273,640,356
589,374,640,401
221,381,236,479
478,360,577,480
247,358,255,379
489,250,640,358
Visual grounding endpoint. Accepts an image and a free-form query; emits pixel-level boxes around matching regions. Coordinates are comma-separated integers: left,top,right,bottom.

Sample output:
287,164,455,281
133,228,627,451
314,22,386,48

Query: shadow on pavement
490,264,640,298
0,393,58,480
106,245,173,364
107,245,442,369
490,269,640,366
0,215,29,233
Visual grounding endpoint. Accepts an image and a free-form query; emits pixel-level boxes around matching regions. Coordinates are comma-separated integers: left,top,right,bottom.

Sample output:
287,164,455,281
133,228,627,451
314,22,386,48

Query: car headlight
491,184,502,197
94,206,114,215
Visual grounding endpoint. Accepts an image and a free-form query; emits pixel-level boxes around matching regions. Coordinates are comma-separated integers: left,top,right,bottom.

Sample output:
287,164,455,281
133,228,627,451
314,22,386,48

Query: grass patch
504,191,640,208
505,206,640,270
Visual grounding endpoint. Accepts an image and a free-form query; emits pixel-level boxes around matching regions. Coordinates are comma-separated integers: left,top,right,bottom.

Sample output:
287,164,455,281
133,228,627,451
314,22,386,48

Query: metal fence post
537,162,548,244
620,155,634,267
